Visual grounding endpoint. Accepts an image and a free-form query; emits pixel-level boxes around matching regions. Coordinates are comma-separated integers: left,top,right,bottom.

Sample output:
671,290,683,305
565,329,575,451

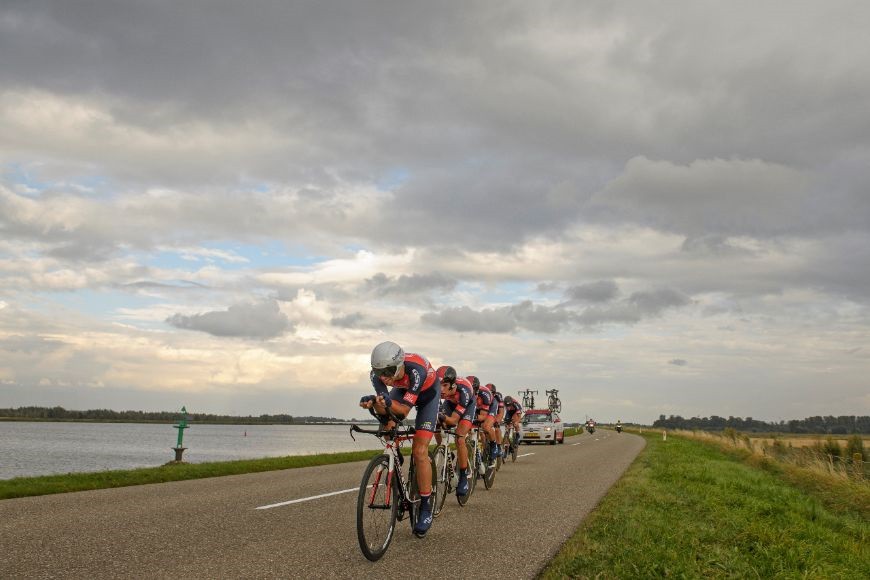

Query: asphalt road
0,431,645,579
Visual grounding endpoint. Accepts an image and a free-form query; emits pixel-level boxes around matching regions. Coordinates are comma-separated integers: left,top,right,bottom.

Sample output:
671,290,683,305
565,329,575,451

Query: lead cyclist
359,341,438,538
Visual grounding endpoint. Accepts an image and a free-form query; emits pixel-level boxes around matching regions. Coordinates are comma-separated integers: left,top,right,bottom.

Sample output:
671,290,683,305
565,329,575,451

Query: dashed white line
571,442,583,446
256,487,358,510
516,452,536,458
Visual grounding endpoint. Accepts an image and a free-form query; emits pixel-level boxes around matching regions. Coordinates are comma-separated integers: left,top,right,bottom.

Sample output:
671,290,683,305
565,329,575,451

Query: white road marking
571,442,583,446
516,452,536,458
255,487,358,510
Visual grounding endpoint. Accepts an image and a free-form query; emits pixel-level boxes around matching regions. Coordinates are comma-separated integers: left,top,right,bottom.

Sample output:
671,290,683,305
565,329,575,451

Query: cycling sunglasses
374,365,398,378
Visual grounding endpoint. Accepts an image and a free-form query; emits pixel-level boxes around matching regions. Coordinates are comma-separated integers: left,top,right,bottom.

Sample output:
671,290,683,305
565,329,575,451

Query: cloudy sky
1,1,868,423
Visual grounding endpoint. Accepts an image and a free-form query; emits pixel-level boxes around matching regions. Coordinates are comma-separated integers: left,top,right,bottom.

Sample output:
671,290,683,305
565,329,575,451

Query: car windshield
524,414,552,423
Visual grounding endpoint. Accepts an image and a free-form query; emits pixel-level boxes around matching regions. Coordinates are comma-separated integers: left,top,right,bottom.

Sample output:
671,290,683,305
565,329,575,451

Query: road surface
0,431,645,579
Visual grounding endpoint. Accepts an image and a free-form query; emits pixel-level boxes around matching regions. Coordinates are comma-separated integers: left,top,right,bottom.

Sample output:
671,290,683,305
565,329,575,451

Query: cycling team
359,341,525,538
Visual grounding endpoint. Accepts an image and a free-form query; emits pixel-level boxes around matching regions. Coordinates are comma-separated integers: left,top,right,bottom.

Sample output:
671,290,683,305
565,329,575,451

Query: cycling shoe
456,472,469,497
414,504,433,537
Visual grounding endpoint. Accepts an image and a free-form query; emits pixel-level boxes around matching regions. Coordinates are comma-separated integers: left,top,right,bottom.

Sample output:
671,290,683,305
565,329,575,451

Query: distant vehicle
521,409,564,445
585,419,596,434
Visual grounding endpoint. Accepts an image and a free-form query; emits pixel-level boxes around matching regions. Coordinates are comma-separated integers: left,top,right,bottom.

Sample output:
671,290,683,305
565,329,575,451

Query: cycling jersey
370,352,438,435
505,400,524,421
491,391,504,417
441,377,476,427
475,384,493,416
370,352,436,406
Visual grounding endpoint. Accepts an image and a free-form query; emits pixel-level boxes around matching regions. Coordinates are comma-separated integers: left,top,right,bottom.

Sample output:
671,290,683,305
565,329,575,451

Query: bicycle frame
350,422,418,518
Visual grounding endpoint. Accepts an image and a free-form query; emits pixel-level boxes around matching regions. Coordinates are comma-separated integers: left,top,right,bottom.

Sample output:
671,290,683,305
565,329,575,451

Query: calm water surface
0,422,383,480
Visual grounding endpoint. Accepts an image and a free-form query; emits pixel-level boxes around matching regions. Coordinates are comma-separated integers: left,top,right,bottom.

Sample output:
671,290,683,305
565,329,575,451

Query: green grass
542,433,869,579
0,450,380,500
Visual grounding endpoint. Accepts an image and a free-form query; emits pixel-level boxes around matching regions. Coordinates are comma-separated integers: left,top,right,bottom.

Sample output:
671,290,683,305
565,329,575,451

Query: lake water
0,422,384,480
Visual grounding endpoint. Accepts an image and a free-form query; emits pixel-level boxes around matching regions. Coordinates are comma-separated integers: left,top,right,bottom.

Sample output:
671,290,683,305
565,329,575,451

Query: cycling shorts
389,385,438,439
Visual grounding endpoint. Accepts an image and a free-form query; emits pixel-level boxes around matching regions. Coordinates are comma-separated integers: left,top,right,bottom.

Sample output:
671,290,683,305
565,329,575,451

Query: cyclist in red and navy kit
488,385,506,459
503,395,524,447
360,341,438,538
435,366,475,497
469,376,501,464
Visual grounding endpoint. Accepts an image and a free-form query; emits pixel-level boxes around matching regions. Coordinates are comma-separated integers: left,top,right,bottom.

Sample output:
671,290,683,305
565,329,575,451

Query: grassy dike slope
543,432,869,579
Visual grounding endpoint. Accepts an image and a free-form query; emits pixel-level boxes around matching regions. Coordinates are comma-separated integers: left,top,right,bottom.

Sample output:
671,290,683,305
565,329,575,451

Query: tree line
0,406,352,424
653,414,870,434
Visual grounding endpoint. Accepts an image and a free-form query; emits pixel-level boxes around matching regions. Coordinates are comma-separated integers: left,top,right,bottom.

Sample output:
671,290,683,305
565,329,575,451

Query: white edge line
516,452,535,458
256,487,358,510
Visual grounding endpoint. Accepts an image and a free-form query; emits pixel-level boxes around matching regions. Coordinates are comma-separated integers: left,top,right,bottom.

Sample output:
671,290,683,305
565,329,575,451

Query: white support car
520,409,565,445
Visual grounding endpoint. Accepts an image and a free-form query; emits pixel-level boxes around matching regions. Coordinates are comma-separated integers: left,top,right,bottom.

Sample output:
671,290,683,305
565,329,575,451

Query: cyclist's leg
454,419,472,495
411,388,438,536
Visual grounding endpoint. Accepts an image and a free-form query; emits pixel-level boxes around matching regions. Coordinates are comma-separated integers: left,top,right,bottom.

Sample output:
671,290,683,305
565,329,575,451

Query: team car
520,409,565,445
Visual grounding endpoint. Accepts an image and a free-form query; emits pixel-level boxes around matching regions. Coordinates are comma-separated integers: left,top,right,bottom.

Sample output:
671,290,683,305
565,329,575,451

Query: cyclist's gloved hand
359,395,376,405
437,412,446,425
382,396,393,409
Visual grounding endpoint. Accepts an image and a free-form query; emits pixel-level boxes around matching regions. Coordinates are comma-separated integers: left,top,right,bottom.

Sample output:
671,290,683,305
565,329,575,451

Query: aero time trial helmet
436,365,457,386
371,341,404,379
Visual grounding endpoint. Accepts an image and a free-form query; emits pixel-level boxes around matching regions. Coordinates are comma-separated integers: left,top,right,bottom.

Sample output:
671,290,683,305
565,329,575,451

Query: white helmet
371,341,404,378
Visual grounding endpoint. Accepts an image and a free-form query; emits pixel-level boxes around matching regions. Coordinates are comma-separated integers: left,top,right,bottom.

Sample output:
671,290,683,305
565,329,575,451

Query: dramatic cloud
1,2,869,421
166,299,291,339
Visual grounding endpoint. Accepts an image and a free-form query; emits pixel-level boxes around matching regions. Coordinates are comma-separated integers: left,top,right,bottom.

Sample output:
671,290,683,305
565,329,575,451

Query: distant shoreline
0,417,376,426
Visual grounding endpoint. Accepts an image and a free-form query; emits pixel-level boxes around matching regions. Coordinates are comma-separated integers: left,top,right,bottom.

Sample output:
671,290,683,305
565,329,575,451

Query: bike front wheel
357,455,398,562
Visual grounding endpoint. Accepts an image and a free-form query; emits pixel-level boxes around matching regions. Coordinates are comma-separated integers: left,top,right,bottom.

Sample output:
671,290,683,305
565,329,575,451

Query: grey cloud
628,289,691,315
424,289,690,334
166,299,291,338
364,272,457,296
565,280,619,303
3,3,870,253
330,312,383,330
422,305,518,334
593,157,817,237
669,359,688,366
0,335,65,354
122,280,208,291
680,235,755,257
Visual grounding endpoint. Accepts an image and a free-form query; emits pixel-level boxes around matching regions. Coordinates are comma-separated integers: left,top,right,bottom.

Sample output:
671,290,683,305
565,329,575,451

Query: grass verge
542,432,869,579
0,450,379,501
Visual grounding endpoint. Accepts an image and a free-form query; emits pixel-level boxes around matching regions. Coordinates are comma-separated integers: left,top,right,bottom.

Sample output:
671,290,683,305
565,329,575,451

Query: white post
662,430,667,441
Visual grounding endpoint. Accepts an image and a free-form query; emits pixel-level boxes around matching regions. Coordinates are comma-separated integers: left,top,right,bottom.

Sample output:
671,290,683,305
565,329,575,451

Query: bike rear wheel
482,441,496,490
457,439,478,506
431,447,448,517
357,455,398,562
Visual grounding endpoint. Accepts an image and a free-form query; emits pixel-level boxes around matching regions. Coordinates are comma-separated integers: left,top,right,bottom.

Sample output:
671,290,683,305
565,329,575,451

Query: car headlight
544,426,551,431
